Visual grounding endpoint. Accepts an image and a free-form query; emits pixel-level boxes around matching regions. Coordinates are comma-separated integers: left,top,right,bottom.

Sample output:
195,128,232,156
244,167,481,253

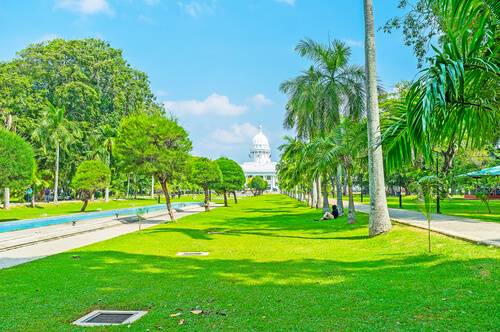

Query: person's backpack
45,189,50,195
331,205,339,219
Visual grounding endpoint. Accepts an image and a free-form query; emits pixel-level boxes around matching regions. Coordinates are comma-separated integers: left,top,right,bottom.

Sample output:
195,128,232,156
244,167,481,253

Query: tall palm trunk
336,165,345,216
126,173,130,198
316,176,322,209
31,184,36,208
347,167,357,224
311,179,317,208
322,175,330,213
364,0,392,236
307,188,312,207
3,188,10,210
105,187,109,203
53,141,59,206
151,176,155,199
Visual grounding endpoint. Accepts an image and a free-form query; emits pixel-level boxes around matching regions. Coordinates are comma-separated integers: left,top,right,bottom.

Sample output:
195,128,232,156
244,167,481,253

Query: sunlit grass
345,194,500,223
0,195,499,331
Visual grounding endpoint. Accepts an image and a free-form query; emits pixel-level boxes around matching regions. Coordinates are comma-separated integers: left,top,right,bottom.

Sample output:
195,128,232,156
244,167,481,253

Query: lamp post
435,153,442,214
398,173,403,208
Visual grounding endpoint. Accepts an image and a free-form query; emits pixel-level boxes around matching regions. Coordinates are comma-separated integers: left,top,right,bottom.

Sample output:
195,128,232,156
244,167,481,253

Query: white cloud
138,14,155,24
344,39,363,48
246,93,273,109
35,33,59,44
144,0,160,4
275,0,295,5
156,90,168,97
54,0,114,16
178,1,202,16
163,94,248,116
211,123,259,144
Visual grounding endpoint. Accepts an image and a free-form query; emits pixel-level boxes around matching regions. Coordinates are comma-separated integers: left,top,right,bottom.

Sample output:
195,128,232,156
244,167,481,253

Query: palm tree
363,0,392,236
280,38,365,215
90,124,115,202
308,118,367,224
33,102,79,206
382,0,500,174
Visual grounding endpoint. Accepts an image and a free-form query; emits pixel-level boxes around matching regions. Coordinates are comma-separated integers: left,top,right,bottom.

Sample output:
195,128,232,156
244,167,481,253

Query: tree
382,0,500,174
280,38,366,215
191,157,222,212
72,160,110,212
364,0,393,237
89,124,116,203
115,113,192,221
413,176,439,253
308,118,367,224
249,176,268,196
32,102,79,206
213,157,245,206
0,130,35,210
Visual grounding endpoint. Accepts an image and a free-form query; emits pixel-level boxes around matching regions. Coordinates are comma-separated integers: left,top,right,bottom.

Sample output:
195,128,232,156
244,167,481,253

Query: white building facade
240,125,279,191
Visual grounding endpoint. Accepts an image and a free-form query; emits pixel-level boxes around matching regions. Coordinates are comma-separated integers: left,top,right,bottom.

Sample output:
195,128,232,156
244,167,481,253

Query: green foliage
73,161,110,195
191,157,222,190
115,113,192,187
0,130,35,188
213,157,245,193
249,176,268,196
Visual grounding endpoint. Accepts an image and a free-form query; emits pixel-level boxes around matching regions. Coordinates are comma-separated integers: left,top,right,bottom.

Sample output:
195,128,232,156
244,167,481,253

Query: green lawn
1,195,499,331
344,194,500,223
0,195,227,222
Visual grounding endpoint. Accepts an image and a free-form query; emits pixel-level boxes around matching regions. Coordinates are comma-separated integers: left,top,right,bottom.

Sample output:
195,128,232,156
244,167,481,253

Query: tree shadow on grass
1,249,499,331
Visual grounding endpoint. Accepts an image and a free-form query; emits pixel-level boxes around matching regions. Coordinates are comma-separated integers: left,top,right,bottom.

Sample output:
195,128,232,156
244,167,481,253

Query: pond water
0,202,202,233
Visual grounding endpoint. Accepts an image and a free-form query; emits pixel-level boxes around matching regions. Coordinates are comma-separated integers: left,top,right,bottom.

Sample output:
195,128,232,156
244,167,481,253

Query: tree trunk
105,187,109,203
54,142,59,206
160,180,176,222
307,188,312,207
127,173,130,198
204,187,210,212
81,198,89,212
322,177,330,213
233,191,238,204
3,187,10,210
311,179,317,208
336,165,345,217
223,189,228,207
347,168,357,224
316,176,322,209
151,176,155,199
364,0,392,237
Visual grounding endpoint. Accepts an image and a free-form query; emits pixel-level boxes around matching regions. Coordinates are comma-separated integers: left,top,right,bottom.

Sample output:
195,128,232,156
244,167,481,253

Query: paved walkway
330,199,500,247
0,204,219,270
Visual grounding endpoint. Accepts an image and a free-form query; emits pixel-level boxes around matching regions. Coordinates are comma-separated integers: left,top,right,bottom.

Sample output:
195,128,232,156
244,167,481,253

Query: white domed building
239,125,278,190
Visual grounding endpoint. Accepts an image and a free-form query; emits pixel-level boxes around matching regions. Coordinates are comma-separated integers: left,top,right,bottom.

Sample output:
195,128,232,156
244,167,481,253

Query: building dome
251,125,270,151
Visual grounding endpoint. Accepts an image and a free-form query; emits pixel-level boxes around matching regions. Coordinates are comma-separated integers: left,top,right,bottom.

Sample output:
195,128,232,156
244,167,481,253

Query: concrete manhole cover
72,310,147,326
176,252,210,256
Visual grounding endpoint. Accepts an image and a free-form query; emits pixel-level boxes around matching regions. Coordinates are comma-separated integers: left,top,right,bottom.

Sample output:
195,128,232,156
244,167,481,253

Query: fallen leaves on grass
191,310,203,315
178,319,185,325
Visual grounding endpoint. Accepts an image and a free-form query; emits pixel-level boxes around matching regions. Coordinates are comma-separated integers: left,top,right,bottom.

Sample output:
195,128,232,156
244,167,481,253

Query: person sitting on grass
313,205,339,221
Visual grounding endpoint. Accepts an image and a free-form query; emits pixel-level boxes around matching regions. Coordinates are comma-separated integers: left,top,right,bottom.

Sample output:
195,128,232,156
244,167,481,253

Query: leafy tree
33,102,79,206
72,160,110,212
191,157,222,212
413,176,439,253
364,0,393,236
115,113,192,221
213,157,245,206
0,130,35,210
249,176,268,196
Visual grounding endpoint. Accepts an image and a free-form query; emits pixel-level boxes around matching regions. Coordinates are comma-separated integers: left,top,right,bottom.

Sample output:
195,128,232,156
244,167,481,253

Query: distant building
239,125,278,190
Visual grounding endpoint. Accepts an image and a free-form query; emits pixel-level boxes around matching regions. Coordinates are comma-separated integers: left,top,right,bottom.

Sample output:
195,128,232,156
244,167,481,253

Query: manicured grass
1,195,499,331
0,195,227,222
344,194,500,223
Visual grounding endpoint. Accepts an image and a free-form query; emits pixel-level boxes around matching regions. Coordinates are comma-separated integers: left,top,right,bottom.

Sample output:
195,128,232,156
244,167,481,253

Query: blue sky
0,0,419,163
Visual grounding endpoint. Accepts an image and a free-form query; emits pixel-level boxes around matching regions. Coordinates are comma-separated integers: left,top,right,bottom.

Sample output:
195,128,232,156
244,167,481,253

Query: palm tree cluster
278,38,370,225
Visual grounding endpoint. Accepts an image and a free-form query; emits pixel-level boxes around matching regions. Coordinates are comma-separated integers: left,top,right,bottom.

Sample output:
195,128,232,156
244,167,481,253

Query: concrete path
0,204,219,270
330,199,500,247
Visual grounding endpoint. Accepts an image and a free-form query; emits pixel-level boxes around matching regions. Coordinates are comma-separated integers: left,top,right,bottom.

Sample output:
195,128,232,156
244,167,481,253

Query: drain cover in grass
177,252,210,256
72,310,147,326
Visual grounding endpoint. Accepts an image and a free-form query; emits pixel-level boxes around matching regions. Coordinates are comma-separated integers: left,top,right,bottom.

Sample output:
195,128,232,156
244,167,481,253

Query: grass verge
0,195,499,331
